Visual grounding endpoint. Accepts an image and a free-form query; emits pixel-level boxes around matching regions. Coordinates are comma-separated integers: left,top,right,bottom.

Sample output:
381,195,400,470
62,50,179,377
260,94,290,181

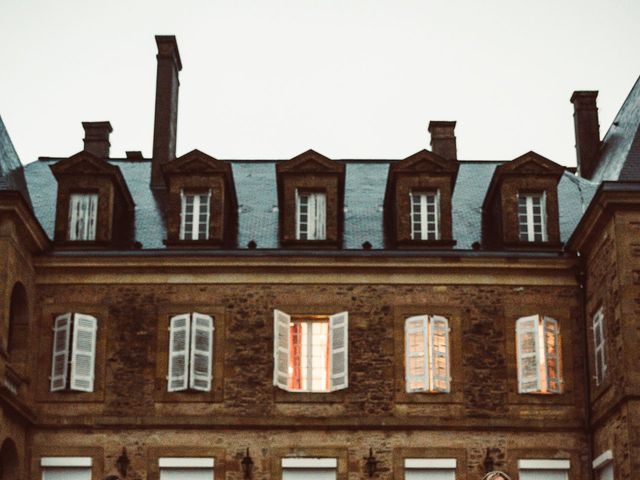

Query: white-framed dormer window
410,191,440,240
516,315,563,394
180,190,211,240
68,193,98,241
593,450,614,480
159,457,215,480
295,190,326,240
404,458,456,480
273,310,348,393
405,315,451,393
167,313,214,392
519,459,570,480
49,313,97,393
41,456,92,480
593,306,607,386
282,457,337,480
518,192,547,242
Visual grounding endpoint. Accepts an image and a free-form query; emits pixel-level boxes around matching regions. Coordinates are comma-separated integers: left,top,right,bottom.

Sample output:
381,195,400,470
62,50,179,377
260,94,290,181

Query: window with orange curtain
288,318,330,392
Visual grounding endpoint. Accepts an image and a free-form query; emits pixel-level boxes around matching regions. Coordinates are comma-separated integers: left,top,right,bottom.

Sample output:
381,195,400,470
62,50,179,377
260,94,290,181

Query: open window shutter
273,309,291,390
69,313,98,392
543,316,562,393
329,311,349,391
516,315,540,393
190,313,214,392
168,314,191,392
405,316,429,392
50,313,72,391
430,315,450,393
314,193,326,240
87,194,97,240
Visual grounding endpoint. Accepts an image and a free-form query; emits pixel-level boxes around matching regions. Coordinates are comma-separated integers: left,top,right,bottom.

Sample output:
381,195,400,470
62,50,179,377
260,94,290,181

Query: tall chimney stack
428,121,457,160
570,91,600,180
151,35,182,189
82,121,112,158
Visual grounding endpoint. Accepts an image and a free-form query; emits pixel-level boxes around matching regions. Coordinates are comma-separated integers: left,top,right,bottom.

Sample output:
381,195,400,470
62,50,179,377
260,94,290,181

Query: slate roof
0,116,32,208
592,76,640,182
23,157,597,250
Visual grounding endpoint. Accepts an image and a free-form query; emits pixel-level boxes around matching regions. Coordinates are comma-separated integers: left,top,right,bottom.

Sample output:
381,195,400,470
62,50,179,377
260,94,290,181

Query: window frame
404,315,451,393
147,447,225,480
394,307,462,404
592,306,607,386
271,447,348,480
517,191,548,242
273,309,348,394
515,314,563,395
68,191,99,241
32,447,103,480
295,189,327,241
393,448,467,480
179,189,212,241
155,306,225,403
409,190,441,241
36,305,107,403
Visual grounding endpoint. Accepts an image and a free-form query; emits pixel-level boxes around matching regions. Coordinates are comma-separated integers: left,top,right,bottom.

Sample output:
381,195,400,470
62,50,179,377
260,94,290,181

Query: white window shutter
314,193,326,240
329,311,349,391
273,309,291,390
430,315,450,393
516,315,540,393
405,315,429,392
50,313,72,392
70,313,98,392
168,314,191,392
543,316,562,393
190,313,214,392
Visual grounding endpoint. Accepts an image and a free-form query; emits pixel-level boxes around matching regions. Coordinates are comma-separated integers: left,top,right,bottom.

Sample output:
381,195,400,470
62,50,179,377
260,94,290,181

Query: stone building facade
0,35,638,480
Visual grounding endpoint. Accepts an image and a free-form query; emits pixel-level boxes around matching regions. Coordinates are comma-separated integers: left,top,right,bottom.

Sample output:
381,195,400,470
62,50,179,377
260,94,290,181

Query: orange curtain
289,323,303,390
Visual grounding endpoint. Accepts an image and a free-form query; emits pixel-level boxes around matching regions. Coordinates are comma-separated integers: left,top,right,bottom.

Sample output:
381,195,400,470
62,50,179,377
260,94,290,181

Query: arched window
0,438,19,480
7,283,29,363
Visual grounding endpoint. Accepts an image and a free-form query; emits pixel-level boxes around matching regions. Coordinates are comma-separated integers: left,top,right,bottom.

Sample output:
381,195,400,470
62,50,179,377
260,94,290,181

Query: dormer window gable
50,151,135,248
276,149,345,248
481,151,564,250
383,149,459,248
162,149,238,248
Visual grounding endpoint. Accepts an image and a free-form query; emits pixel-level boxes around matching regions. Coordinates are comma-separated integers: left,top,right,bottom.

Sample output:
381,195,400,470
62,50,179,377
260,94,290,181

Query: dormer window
295,190,326,240
180,190,211,240
68,193,98,241
518,192,547,242
410,190,440,241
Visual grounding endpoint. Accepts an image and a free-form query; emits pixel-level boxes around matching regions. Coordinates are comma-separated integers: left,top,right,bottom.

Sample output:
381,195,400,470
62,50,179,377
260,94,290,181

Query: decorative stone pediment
496,151,564,177
390,149,458,175
162,149,231,176
276,149,344,174
50,151,121,177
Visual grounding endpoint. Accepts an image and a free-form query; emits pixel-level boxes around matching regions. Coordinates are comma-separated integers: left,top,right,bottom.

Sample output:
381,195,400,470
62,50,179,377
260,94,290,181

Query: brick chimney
570,91,600,180
428,121,457,160
82,121,112,158
151,35,182,189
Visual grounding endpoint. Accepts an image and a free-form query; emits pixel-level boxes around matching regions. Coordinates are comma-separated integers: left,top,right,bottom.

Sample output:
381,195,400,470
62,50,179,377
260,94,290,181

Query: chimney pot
151,35,182,189
428,121,457,160
570,91,600,180
82,121,112,158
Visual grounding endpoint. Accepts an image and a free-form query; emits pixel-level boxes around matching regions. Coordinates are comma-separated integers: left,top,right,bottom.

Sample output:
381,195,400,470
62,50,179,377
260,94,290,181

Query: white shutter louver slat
405,316,429,393
517,315,541,393
70,314,98,392
189,313,214,392
50,313,72,392
168,314,191,392
329,311,348,391
430,315,450,393
274,309,291,390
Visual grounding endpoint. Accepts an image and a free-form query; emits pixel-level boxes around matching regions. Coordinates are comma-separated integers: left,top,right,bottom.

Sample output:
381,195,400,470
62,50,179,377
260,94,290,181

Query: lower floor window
41,457,92,480
593,450,614,480
519,459,569,480
282,457,337,480
159,457,215,480
404,458,456,480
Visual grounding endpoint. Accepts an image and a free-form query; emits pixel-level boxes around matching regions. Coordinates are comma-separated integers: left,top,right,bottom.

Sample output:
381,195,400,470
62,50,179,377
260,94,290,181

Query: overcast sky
1,0,639,166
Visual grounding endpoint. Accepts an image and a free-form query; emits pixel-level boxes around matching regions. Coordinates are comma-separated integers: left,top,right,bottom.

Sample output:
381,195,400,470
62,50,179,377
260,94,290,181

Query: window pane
289,320,329,392
43,468,92,480
519,470,568,480
405,470,455,480
160,468,214,480
283,468,336,480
